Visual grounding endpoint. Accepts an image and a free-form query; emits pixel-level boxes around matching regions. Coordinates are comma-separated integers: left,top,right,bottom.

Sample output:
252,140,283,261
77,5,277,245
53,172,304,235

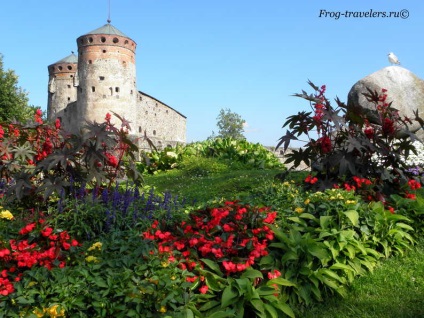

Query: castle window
102,50,107,53
153,130,156,136
67,85,71,88
166,110,169,114
125,40,129,44
58,66,63,71
79,38,83,44
122,61,126,66
50,66,55,71
101,37,106,43
99,76,105,81
139,126,141,133
67,65,72,70
67,97,71,101
70,75,74,78
109,87,113,96
89,60,92,64
139,96,142,101
115,87,120,93
131,90,133,95
113,37,119,43
92,86,95,92
88,37,93,43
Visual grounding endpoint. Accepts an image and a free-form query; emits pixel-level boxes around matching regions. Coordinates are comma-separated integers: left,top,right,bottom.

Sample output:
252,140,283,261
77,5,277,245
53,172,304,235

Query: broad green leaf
343,210,359,226
206,310,235,318
241,269,263,280
264,303,279,318
330,263,354,272
201,258,223,276
273,302,296,318
221,286,239,308
308,244,330,262
319,216,333,229
267,277,296,287
298,213,317,220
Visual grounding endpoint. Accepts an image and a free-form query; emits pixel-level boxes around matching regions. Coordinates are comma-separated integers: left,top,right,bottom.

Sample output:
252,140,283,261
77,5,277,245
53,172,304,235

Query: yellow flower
87,242,102,251
158,306,167,313
0,210,14,220
304,199,310,205
85,255,99,263
32,308,45,318
47,304,65,317
161,261,169,268
346,200,356,205
295,207,304,214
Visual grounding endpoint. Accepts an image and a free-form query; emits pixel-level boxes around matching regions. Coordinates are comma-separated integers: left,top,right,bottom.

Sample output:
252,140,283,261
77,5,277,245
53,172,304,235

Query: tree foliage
215,108,246,140
0,54,37,123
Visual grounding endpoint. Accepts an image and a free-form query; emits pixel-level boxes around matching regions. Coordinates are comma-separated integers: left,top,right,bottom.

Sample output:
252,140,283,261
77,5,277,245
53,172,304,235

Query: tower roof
50,52,78,65
85,23,129,38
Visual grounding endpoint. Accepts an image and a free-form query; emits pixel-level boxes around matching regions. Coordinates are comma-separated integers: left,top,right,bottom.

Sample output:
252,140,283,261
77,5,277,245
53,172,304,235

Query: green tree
215,108,246,140
0,54,37,123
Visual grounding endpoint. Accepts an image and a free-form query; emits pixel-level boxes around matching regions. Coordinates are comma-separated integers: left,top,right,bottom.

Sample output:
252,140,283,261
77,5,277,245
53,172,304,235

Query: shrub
277,81,423,202
0,111,142,208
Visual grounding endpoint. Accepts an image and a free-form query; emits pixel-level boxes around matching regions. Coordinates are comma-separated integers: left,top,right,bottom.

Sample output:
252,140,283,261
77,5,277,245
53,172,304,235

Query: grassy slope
145,168,424,318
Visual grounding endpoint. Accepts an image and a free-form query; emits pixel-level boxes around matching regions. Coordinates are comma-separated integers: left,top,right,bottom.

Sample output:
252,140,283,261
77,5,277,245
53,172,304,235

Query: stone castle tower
47,22,186,150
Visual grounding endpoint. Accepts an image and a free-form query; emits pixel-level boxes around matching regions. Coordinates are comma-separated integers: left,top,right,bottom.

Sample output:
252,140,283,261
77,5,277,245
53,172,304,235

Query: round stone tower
76,22,137,127
47,53,78,120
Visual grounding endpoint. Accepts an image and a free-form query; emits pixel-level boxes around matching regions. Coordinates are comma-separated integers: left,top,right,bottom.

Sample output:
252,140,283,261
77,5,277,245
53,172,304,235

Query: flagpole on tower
107,0,111,23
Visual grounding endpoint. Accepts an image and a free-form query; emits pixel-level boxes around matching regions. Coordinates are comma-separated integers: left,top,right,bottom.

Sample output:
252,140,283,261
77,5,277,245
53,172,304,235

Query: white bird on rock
388,52,400,65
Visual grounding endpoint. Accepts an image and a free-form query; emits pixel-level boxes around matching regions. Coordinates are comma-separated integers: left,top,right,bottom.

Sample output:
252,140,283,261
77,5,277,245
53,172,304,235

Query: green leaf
343,210,359,226
273,302,296,318
264,303,279,318
221,286,239,308
330,263,354,272
319,216,333,229
240,269,263,280
266,277,296,287
201,258,224,276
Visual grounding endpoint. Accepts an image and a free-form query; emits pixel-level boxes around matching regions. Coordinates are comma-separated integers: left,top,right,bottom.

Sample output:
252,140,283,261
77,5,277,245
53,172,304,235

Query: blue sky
1,0,423,146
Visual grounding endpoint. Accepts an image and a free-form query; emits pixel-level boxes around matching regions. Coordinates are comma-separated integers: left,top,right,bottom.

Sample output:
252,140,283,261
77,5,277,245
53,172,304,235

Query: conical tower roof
85,23,129,38
49,52,78,67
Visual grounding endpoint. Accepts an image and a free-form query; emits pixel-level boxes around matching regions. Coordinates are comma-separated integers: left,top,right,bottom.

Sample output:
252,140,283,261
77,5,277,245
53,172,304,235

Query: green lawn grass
301,241,424,318
145,167,424,318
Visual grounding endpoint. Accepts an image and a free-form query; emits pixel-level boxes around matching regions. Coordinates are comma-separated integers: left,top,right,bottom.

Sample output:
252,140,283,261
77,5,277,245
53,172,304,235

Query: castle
47,22,186,150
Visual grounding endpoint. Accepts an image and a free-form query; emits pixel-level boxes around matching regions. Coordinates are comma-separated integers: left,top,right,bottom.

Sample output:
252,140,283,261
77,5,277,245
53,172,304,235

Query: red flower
19,223,36,235
408,179,421,190
105,153,119,167
41,227,53,237
55,118,61,129
267,269,282,280
317,136,332,154
199,284,209,294
305,175,318,184
382,118,395,135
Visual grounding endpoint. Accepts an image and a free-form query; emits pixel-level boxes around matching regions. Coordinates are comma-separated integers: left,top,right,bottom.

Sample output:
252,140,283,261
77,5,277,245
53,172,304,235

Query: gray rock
347,66,424,137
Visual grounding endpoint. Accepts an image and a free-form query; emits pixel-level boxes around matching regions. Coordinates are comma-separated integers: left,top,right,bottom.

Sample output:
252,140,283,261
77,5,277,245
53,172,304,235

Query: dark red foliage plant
277,81,424,201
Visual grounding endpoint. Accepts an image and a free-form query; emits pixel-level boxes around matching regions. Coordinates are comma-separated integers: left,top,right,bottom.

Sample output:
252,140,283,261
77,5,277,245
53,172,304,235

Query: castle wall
136,92,186,150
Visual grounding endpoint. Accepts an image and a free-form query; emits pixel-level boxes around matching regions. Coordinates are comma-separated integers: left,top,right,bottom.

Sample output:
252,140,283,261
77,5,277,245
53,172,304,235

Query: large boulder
347,66,424,137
